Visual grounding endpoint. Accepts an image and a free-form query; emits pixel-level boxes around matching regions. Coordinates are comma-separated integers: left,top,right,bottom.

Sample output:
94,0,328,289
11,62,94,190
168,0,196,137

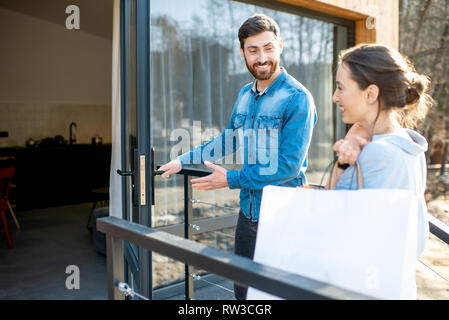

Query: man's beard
245,57,279,81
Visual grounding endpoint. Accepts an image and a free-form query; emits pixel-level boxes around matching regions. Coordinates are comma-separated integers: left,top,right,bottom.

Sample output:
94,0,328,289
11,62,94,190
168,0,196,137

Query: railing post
106,234,125,300
184,175,194,300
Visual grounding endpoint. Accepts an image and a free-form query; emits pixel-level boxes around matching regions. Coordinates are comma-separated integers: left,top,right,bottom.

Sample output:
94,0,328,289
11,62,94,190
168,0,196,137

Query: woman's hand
333,123,371,166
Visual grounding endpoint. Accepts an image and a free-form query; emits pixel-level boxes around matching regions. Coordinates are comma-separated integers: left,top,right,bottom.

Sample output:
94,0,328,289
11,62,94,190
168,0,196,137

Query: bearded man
159,13,317,300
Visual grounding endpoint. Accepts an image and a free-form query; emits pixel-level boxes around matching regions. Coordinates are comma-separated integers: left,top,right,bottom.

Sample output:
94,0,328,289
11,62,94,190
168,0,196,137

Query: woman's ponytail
400,72,433,129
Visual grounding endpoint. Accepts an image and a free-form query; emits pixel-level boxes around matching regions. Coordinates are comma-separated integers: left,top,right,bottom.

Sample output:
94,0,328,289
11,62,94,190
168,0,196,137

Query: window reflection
149,0,345,288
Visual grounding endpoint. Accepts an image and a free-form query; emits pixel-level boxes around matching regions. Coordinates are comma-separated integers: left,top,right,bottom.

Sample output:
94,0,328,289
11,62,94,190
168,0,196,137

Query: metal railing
97,215,374,300
428,214,449,245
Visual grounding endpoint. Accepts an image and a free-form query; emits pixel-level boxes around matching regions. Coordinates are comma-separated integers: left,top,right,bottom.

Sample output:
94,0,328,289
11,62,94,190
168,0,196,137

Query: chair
0,157,19,229
0,167,15,249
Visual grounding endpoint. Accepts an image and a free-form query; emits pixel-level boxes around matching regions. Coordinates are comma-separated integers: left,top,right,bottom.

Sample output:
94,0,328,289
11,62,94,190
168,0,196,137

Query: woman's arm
327,123,371,189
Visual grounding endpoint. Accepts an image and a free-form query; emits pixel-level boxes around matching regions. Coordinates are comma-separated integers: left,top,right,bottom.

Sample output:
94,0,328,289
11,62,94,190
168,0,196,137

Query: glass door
118,0,153,300
118,0,354,299
147,0,354,292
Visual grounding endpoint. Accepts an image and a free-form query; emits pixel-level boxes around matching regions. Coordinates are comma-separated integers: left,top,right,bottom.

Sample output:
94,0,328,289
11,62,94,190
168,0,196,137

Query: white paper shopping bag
247,186,418,300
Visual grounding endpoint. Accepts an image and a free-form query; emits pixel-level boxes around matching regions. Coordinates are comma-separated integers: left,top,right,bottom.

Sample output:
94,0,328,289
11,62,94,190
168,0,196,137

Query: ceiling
0,0,113,39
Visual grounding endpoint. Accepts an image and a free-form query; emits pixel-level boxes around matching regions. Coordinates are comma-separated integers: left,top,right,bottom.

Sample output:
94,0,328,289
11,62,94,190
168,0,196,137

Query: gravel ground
418,172,449,300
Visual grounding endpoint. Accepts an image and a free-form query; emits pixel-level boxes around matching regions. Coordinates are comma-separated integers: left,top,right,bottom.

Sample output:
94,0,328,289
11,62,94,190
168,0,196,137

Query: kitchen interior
0,0,113,299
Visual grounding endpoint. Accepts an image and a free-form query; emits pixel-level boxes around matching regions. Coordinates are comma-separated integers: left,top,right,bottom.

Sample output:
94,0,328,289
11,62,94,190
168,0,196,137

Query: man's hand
159,159,182,178
190,161,228,191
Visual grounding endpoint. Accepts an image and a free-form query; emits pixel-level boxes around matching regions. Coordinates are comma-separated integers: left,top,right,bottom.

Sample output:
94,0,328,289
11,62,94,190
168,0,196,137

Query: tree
400,0,449,167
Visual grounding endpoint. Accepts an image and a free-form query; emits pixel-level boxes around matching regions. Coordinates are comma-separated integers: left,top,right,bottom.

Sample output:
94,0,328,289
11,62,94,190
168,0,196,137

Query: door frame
119,0,153,300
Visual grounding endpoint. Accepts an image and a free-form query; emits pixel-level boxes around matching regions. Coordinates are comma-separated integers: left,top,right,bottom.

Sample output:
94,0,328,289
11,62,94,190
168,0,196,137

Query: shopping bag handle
302,158,363,190
327,161,363,190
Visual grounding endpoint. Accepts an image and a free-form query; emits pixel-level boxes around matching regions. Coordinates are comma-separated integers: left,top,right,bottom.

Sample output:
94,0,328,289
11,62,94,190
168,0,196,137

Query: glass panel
149,0,345,286
153,252,185,289
191,188,240,221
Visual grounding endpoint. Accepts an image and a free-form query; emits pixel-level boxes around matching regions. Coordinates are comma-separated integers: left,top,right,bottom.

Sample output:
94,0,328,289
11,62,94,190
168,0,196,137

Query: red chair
0,168,15,249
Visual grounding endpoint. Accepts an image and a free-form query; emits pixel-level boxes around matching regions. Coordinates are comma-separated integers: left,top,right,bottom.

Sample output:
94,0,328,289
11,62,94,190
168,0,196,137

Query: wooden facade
275,0,399,49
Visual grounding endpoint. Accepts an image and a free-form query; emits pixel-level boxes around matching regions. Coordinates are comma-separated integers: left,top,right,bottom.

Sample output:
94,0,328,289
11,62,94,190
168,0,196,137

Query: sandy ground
417,198,449,300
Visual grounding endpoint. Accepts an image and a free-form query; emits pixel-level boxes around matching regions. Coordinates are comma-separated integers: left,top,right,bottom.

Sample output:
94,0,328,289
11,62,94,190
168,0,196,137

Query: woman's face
333,63,379,127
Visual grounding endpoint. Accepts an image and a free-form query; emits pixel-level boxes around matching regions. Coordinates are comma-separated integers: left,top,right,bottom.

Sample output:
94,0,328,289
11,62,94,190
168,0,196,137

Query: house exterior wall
276,0,399,49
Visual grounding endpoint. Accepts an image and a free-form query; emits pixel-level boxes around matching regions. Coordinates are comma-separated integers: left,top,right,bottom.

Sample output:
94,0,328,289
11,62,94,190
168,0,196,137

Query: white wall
0,6,112,146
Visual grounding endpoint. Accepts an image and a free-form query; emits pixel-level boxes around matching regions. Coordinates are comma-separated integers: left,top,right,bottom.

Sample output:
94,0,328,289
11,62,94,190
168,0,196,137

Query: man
159,13,317,300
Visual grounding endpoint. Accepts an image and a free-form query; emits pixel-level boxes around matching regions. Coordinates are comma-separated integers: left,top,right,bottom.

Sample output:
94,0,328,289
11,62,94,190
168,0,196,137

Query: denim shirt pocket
233,113,246,129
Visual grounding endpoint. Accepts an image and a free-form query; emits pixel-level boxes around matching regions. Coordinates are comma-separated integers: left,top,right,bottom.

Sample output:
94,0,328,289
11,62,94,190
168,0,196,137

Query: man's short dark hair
238,14,281,50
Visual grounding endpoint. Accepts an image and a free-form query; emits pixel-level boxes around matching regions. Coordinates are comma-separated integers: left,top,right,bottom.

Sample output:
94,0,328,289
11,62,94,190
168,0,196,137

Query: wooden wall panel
274,0,398,49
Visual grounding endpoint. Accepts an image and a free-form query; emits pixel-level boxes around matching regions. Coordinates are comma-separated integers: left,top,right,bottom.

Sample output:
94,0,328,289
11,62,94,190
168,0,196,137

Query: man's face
240,31,283,81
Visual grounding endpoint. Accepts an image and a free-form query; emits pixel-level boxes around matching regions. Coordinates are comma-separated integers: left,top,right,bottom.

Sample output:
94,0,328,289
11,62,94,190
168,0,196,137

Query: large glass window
149,0,351,288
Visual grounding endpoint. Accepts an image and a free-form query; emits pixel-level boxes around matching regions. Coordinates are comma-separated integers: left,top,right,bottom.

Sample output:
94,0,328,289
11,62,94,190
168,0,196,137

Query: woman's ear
366,84,380,104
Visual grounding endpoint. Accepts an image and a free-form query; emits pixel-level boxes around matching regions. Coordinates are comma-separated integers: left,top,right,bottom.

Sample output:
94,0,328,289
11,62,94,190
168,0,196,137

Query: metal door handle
150,148,166,205
151,148,157,205
154,169,164,176
116,169,135,176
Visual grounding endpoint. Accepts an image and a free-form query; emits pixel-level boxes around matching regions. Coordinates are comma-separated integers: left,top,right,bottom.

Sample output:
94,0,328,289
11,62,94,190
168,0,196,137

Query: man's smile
255,63,271,72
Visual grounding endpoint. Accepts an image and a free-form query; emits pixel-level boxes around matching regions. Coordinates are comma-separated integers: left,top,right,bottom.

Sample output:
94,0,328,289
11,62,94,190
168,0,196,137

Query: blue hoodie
337,128,429,257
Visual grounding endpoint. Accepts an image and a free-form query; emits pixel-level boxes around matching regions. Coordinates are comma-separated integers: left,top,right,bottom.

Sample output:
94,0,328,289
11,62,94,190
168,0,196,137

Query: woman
330,44,434,257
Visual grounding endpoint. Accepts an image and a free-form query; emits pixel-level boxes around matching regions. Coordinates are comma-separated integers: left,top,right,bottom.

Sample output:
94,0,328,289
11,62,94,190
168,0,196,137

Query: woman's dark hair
339,44,433,129
238,14,280,50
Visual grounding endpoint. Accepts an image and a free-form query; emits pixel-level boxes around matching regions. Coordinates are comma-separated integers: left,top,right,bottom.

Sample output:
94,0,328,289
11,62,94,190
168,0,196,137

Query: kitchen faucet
69,122,77,145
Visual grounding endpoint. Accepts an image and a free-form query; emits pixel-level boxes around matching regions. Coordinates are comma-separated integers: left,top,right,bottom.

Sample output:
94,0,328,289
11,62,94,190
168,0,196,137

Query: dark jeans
234,210,259,300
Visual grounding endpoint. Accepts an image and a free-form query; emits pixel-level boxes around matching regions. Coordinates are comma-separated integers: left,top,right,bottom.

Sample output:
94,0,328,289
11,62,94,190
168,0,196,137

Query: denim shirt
178,69,317,221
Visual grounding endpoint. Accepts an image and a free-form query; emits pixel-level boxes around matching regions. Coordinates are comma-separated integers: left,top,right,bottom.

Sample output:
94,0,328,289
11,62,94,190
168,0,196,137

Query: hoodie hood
372,128,428,156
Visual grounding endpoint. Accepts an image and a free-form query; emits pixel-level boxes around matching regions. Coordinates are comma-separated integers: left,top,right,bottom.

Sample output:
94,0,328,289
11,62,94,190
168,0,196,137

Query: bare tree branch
410,46,449,58
412,0,433,52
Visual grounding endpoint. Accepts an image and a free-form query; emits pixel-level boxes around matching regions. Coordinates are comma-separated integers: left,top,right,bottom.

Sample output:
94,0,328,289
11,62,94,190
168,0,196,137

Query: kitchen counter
0,144,111,210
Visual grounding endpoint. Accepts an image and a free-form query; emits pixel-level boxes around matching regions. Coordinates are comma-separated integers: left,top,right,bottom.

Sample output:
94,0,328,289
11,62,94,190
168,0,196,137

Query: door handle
116,169,135,176
150,148,168,205
117,168,138,206
117,149,139,207
154,169,164,176
151,148,158,205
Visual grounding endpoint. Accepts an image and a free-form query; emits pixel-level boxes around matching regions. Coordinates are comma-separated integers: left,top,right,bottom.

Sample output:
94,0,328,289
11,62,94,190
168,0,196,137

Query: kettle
92,135,103,145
